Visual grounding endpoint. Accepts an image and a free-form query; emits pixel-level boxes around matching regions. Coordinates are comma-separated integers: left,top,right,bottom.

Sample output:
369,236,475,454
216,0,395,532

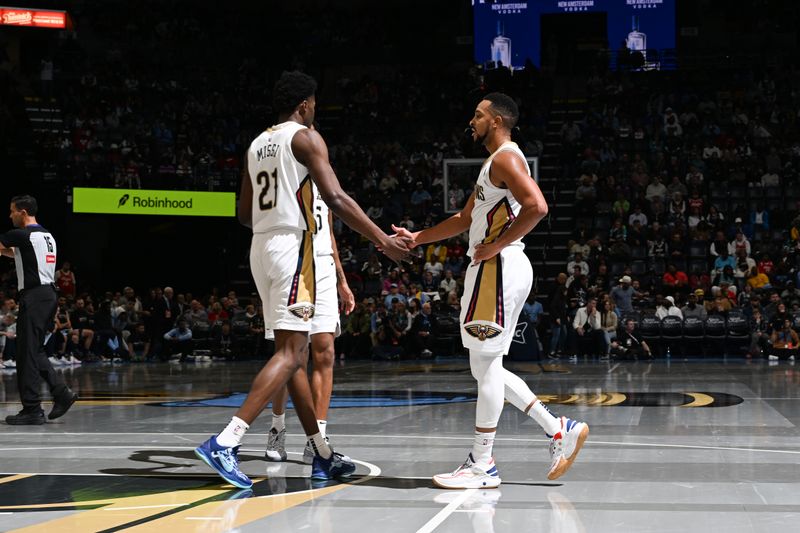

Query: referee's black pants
16,285,67,412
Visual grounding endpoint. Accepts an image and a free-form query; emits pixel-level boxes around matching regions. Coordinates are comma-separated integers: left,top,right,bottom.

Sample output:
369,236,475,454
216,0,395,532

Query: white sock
471,430,495,466
528,400,561,436
317,420,327,439
217,416,249,448
272,413,285,432
308,431,332,459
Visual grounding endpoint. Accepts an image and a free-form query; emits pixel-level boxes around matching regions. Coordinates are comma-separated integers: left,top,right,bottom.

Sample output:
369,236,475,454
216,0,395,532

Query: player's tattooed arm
472,152,548,262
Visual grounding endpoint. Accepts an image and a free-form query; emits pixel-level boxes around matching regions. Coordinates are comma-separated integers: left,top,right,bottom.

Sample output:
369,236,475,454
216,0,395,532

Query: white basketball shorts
460,246,533,355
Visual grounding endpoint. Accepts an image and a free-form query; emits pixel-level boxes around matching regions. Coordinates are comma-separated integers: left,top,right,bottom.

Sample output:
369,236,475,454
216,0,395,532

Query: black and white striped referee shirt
0,225,57,290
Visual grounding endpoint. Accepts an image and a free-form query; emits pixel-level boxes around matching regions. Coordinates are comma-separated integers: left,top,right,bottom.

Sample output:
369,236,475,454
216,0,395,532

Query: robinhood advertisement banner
72,188,235,217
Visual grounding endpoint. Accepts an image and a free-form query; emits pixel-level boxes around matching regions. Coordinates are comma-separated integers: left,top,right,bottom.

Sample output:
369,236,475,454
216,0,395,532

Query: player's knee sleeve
502,368,536,412
470,350,504,428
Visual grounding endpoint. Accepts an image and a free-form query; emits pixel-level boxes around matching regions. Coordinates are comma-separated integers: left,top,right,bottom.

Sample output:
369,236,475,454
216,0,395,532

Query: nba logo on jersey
289,304,315,322
46,254,56,264
464,323,502,341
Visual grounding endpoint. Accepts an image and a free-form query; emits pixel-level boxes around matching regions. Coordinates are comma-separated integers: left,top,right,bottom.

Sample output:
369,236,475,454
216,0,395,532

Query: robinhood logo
120,195,194,209
73,187,234,217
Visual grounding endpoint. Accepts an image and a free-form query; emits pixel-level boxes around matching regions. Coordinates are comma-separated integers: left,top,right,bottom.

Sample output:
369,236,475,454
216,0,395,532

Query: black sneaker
6,409,45,425
48,390,78,420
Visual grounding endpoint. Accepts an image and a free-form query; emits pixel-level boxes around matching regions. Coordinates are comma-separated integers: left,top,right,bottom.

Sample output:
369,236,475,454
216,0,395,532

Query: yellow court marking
0,474,33,485
682,393,715,407
124,483,348,533
8,487,235,532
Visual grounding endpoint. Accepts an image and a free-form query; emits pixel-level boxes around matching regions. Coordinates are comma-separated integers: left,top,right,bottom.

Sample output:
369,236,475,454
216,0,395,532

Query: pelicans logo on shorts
289,304,315,322
464,323,502,341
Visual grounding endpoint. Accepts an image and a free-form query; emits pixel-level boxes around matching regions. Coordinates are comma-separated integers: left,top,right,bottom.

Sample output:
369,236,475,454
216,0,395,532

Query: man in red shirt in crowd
663,263,689,294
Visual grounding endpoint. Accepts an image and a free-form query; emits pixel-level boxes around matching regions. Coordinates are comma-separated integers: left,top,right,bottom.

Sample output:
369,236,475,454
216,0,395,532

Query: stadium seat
630,246,647,260
688,242,708,259
639,315,662,354
661,315,683,355
704,315,726,356
683,316,705,355
726,311,750,354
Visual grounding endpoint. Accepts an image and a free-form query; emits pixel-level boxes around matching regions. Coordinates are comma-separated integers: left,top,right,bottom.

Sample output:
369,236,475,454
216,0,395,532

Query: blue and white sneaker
194,436,253,489
432,453,501,489
547,416,589,481
310,451,356,481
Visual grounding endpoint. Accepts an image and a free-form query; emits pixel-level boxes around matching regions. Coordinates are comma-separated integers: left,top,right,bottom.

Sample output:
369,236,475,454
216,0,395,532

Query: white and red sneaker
433,454,501,489
547,416,589,480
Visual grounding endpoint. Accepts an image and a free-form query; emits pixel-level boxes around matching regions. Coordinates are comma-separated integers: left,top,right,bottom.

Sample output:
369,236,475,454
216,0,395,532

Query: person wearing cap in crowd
610,275,637,315
383,283,407,308
656,295,683,320
681,290,708,320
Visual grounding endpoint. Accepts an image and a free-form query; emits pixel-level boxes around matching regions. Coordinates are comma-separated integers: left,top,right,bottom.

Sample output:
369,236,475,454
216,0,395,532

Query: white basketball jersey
467,141,530,258
247,121,317,235
312,184,333,256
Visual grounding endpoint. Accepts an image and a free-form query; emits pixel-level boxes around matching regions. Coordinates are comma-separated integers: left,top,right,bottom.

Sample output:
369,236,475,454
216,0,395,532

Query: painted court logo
118,194,130,207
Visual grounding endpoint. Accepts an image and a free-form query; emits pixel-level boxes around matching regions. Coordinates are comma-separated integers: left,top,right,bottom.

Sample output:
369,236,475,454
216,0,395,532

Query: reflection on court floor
1,358,799,532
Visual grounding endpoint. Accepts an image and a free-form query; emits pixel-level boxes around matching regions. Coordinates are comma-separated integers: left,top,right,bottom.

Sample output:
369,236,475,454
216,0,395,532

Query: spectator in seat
128,323,150,362
213,322,235,360
423,256,444,282
713,250,736,278
69,298,95,358
610,275,636,315
750,203,770,234
384,284,407,308
709,230,729,257
599,299,618,360
768,318,799,361
162,319,192,361
341,302,371,360
408,301,437,358
569,297,605,359
610,318,653,360
188,299,209,326
662,263,689,295
628,205,648,227
425,242,448,266
681,290,707,320
55,262,77,298
410,181,432,217
728,231,751,257
646,175,667,204
567,252,589,278
656,295,683,319
734,251,757,290
389,300,412,352
749,309,770,358
207,302,228,328
439,270,457,295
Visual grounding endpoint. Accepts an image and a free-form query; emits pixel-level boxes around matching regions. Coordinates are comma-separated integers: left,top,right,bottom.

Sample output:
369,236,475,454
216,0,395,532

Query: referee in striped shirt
0,195,77,425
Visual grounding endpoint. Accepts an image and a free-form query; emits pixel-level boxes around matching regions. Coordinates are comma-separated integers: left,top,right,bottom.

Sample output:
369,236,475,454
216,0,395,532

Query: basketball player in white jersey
264,188,355,463
393,93,589,488
196,71,408,489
